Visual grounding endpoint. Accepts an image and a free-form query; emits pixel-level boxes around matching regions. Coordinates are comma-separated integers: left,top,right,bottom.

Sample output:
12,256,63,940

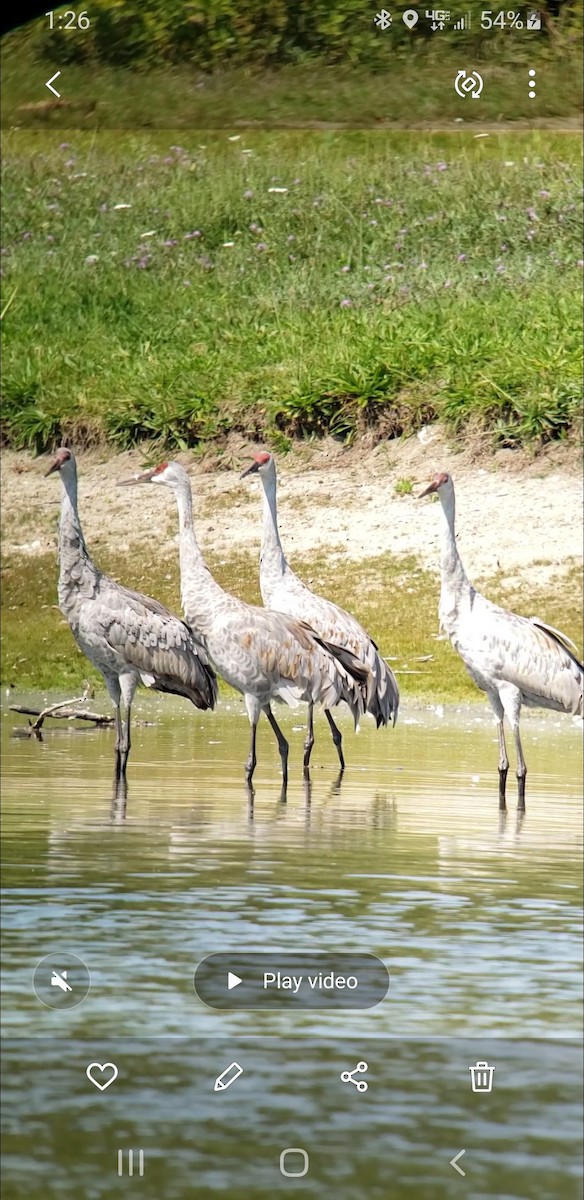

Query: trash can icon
469,1061,495,1093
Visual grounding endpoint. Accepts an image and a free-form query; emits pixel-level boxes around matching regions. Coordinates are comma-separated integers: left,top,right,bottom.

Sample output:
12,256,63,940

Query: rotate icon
454,70,484,99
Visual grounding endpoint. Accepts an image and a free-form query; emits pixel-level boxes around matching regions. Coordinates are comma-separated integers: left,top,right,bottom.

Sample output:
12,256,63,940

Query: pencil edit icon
214,1062,244,1092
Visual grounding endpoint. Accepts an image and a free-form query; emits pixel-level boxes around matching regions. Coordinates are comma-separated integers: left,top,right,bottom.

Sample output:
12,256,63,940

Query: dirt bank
3,427,582,593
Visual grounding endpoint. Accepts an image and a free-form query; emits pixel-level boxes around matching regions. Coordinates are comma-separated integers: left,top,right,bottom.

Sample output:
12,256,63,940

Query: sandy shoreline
3,427,582,591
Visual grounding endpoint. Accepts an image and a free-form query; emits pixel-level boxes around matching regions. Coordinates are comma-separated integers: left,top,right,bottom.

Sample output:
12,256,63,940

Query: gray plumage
241,451,399,771
119,460,371,789
420,470,583,810
46,448,217,786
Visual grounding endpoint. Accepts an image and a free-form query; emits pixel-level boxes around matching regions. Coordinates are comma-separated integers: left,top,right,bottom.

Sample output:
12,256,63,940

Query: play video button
195,953,389,1009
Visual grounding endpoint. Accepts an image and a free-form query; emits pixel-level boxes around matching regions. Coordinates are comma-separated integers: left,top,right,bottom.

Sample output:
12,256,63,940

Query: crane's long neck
57,470,98,617
437,486,472,630
174,480,227,637
259,471,288,597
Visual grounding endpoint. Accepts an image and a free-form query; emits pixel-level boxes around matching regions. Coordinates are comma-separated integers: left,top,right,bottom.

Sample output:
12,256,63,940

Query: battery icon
526,11,542,29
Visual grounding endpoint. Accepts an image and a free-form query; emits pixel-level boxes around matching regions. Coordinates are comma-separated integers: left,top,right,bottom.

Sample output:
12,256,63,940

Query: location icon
403,9,419,28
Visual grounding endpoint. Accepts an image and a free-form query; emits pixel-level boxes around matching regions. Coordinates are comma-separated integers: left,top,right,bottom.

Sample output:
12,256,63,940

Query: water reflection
2,697,582,1043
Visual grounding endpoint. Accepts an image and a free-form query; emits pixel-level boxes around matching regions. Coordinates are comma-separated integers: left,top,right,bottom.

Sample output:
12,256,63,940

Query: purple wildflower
526,207,538,221
457,253,466,262
184,230,202,240
163,239,178,247
340,298,353,308
255,242,268,251
243,189,254,199
539,189,551,198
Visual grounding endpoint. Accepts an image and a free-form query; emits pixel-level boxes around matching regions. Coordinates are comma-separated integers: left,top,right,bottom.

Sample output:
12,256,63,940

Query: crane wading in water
46,448,217,789
119,462,372,789
419,471,583,810
241,451,399,772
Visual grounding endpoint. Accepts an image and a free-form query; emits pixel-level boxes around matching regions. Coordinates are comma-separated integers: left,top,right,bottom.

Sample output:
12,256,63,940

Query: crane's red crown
418,471,450,498
254,451,271,465
152,462,169,476
45,447,72,476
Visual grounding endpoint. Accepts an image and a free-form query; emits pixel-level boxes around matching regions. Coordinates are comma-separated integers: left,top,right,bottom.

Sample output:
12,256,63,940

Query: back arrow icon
46,72,61,98
450,1149,466,1176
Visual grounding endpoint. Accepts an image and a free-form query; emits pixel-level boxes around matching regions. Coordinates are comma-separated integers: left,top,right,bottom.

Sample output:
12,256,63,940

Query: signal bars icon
453,12,471,29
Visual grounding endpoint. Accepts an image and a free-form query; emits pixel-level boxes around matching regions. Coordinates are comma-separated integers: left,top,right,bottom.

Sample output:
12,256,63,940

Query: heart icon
86,1061,119,1091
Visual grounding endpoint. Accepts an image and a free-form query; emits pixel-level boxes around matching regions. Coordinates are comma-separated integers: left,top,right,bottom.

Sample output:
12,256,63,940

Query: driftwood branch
10,685,113,737
11,703,114,728
10,683,157,739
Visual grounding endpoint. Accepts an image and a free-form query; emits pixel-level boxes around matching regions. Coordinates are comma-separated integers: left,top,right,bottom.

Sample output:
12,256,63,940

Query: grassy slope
2,33,583,129
2,545,581,702
2,131,582,453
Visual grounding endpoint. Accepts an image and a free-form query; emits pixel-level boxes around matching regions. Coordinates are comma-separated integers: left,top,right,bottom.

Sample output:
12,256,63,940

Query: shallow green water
1,695,582,1197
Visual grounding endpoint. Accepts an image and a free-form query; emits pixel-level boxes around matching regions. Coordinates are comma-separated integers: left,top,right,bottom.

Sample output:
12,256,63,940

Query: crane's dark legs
245,721,258,783
325,709,345,772
119,703,132,778
114,705,124,781
303,702,315,774
513,724,527,811
497,720,509,812
266,705,289,791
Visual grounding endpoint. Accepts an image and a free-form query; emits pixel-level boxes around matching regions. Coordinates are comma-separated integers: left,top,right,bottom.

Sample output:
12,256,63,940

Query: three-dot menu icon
528,69,536,99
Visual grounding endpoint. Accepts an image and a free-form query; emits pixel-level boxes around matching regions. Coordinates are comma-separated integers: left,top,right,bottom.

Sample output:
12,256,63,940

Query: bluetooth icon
374,9,392,29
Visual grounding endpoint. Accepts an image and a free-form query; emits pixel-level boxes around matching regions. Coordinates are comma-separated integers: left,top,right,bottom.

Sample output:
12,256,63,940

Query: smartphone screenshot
2,3,583,1197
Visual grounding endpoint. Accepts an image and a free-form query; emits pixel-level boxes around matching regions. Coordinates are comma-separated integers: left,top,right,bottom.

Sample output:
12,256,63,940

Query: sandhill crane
241,451,399,772
46,448,217,789
119,461,371,790
419,471,583,810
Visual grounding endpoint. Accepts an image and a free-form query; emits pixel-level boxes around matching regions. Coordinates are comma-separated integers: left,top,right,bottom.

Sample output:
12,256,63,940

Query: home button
279,1148,309,1178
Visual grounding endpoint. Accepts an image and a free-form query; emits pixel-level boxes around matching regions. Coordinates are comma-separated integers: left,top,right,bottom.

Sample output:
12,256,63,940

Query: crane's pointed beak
417,480,438,499
44,459,61,477
240,461,260,479
117,468,157,487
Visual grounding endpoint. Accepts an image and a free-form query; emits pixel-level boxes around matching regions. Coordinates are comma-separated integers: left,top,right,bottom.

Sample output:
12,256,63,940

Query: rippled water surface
2,695,583,1198
3,695,582,1038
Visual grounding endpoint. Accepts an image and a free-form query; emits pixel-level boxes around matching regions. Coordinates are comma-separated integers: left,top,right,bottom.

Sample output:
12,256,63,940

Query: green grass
2,130,582,455
3,57,583,131
2,548,582,703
